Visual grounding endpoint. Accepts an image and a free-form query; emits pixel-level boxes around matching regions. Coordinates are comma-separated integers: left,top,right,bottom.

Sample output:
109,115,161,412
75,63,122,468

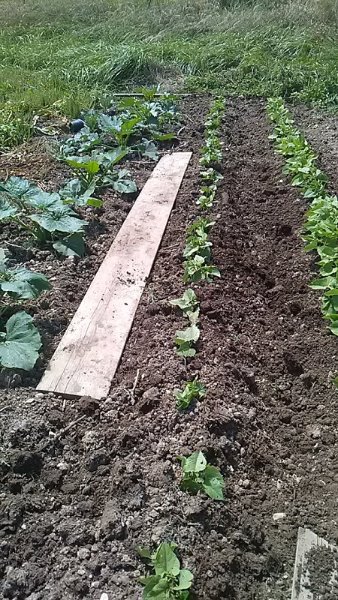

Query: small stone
57,461,69,472
242,479,250,489
100,594,109,600
273,512,286,521
77,547,91,560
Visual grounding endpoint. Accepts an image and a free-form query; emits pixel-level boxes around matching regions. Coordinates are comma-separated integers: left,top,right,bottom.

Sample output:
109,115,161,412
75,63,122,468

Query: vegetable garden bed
1,97,338,600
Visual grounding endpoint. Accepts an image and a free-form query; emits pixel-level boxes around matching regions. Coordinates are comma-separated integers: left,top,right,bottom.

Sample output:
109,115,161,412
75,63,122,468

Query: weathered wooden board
292,527,338,599
37,152,191,400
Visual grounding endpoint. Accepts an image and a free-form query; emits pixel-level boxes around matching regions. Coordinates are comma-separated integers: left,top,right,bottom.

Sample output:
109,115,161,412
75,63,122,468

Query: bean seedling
174,324,200,358
138,541,193,600
267,97,338,336
179,451,225,500
175,379,206,411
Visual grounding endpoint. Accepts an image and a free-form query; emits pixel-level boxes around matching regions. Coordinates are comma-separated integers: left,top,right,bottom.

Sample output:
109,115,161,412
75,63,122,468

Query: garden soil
1,98,338,600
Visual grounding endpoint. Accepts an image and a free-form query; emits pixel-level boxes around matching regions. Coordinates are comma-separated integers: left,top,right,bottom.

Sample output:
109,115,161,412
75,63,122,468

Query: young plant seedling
267,97,338,336
183,255,220,284
175,379,206,410
183,230,212,261
169,289,199,325
174,324,200,358
179,451,225,500
0,250,51,300
138,541,193,600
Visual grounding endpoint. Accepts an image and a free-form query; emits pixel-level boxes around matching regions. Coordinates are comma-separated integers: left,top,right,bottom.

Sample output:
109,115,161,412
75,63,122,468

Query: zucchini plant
0,248,50,370
138,542,193,600
267,97,338,336
0,176,87,257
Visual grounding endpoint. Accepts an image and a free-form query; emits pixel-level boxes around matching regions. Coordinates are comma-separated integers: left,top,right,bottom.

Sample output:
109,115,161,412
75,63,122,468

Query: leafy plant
175,379,206,410
179,451,225,501
98,113,141,148
183,255,220,284
187,217,215,236
0,311,42,371
183,229,212,261
138,542,193,600
170,289,199,325
0,177,87,257
267,97,338,336
200,168,223,185
174,324,200,358
66,151,137,195
0,250,50,300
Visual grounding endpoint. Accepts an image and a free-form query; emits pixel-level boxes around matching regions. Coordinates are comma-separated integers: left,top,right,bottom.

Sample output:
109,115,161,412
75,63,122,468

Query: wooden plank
292,527,338,599
37,152,191,399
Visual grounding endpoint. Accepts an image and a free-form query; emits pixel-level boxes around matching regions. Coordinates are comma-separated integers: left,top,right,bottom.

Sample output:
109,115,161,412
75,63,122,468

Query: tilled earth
1,98,338,600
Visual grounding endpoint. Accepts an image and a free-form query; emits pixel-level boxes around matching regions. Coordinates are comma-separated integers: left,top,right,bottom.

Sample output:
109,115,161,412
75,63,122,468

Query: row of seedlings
137,98,226,599
0,90,179,372
267,98,338,338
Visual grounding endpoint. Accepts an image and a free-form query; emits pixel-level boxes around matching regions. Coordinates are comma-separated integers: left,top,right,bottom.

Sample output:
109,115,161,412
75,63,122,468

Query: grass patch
0,0,337,148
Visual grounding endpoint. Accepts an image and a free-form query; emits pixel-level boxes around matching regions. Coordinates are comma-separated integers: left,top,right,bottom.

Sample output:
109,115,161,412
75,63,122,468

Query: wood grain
37,152,191,399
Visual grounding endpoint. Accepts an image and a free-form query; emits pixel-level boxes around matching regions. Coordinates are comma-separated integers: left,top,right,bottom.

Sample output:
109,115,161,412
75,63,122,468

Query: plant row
0,89,179,371
139,98,226,600
267,98,338,336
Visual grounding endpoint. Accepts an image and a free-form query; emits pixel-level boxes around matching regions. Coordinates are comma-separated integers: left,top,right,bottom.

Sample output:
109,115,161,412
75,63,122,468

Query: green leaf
53,233,85,257
29,209,86,234
202,465,225,500
86,197,103,208
182,451,207,474
170,289,198,313
113,177,137,194
59,178,82,200
138,547,152,560
0,196,19,220
25,190,63,211
154,543,180,577
0,176,33,198
66,157,101,174
0,311,41,370
141,574,170,599
98,113,122,132
173,569,194,591
1,268,51,299
329,322,338,336
175,325,200,344
309,276,335,290
103,147,128,166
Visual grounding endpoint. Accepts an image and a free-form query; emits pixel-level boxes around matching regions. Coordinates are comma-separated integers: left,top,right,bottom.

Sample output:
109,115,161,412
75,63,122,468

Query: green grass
0,0,337,149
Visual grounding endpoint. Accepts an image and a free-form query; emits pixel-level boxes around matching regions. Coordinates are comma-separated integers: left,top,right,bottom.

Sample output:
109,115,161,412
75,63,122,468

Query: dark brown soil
291,105,338,191
1,98,338,600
